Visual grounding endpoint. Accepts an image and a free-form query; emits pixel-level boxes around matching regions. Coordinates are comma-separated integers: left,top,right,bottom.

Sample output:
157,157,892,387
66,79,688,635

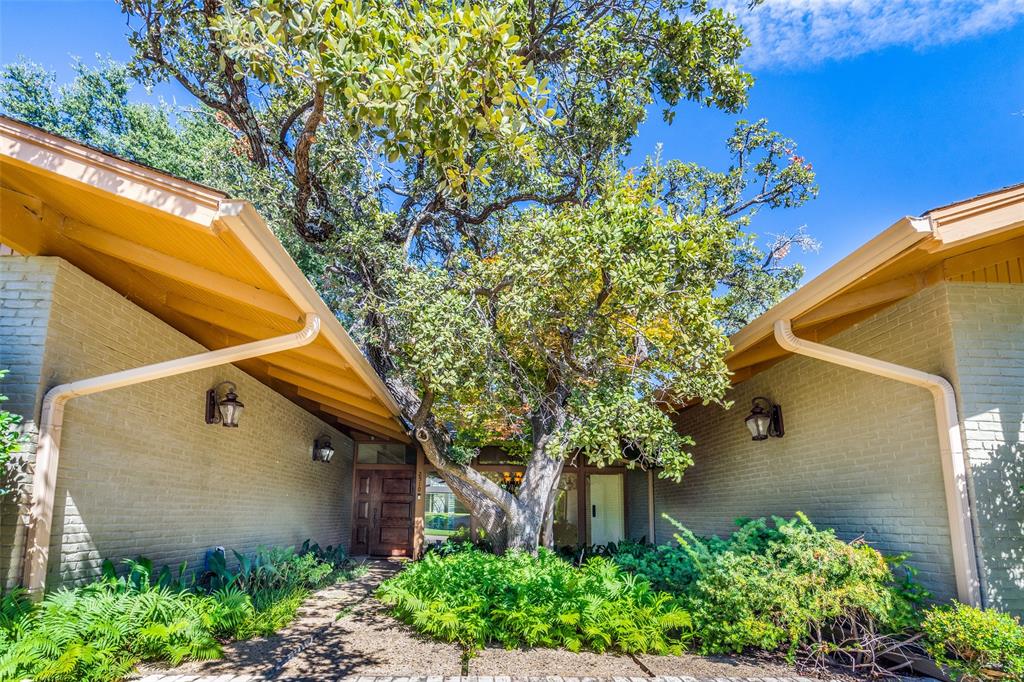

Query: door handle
592,505,596,518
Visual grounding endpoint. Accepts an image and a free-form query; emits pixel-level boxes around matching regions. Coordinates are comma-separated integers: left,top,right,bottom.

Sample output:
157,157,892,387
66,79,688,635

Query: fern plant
0,541,354,681
378,548,692,654
0,585,227,681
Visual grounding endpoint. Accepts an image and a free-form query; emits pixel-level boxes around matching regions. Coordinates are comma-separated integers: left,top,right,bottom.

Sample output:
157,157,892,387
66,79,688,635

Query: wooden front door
351,468,415,556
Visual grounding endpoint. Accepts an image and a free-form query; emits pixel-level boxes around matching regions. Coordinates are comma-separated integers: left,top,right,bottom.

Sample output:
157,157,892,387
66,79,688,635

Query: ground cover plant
378,548,691,654
0,541,359,681
922,601,1024,682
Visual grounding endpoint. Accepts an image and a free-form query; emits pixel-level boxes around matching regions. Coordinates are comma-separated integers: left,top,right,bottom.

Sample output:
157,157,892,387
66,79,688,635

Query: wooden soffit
722,182,1024,387
0,116,407,442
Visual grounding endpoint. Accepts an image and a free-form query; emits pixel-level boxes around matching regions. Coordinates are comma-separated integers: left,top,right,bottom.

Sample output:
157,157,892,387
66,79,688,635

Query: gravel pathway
130,561,859,682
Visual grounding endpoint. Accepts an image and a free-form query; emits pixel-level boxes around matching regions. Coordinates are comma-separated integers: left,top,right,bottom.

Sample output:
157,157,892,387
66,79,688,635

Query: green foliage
6,0,822,545
202,546,332,593
0,542,356,681
392,166,754,477
922,602,1024,681
378,548,691,654
0,584,228,681
0,60,337,303
605,540,701,594
108,0,818,499
1,369,27,498
216,0,558,194
608,514,923,659
300,539,350,570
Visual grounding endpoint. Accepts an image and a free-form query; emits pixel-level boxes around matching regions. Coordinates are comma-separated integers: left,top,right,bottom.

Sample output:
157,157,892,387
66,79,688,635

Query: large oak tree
3,0,817,551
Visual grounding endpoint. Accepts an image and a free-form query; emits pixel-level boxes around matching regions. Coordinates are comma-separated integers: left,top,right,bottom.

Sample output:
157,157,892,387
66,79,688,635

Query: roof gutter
773,319,982,606
216,201,404,417
21,314,321,595
729,217,934,361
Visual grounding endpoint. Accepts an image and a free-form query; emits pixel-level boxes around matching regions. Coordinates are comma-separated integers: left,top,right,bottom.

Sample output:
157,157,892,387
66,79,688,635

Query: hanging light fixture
745,397,784,441
313,436,335,463
500,470,524,492
205,381,244,428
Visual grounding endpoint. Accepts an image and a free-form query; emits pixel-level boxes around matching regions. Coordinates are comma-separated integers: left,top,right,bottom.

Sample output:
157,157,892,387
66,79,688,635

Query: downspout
773,319,981,606
647,469,656,542
22,314,321,595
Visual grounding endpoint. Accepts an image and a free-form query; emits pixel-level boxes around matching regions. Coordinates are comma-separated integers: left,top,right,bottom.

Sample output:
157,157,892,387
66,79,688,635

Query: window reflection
424,473,471,546
553,473,578,546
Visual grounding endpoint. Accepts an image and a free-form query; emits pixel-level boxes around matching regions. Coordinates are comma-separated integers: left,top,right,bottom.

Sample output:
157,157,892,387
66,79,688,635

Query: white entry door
586,473,624,546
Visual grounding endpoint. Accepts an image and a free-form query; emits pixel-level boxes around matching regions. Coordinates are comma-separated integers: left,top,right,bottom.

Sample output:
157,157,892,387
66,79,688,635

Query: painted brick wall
663,284,961,601
1,256,356,588
0,257,58,587
946,282,1024,614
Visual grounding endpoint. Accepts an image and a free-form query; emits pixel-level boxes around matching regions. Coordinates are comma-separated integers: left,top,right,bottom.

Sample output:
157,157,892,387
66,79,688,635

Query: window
553,472,579,546
356,442,414,464
424,473,471,545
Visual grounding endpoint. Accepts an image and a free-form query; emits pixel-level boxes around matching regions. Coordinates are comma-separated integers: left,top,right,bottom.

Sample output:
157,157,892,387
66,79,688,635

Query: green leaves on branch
389,168,738,476
215,0,560,193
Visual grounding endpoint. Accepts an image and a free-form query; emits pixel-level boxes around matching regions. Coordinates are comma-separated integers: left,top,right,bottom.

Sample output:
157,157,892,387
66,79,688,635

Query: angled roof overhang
0,116,408,442
721,182,1024,388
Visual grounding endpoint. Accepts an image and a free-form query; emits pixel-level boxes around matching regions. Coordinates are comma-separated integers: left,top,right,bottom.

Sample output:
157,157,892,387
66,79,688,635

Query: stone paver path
131,561,851,682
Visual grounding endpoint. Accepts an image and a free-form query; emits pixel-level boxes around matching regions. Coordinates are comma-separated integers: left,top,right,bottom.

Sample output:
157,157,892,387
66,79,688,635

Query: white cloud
718,0,1024,69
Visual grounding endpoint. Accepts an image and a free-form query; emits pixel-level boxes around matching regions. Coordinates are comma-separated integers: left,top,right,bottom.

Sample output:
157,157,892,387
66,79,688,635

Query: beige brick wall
946,282,1024,614
1,256,356,588
0,257,58,586
663,284,961,601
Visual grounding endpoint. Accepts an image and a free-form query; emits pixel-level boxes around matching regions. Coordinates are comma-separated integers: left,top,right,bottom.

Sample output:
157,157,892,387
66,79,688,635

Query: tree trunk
387,374,570,555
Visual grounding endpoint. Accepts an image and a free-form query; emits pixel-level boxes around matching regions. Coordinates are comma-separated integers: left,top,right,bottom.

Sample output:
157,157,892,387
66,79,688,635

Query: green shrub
922,602,1024,681
377,548,691,654
604,514,924,660
300,539,349,569
608,540,700,593
0,541,353,681
1,369,29,499
680,515,921,656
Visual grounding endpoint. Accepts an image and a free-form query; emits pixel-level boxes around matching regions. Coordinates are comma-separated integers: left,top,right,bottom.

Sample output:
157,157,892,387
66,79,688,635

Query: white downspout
22,315,321,595
773,319,981,606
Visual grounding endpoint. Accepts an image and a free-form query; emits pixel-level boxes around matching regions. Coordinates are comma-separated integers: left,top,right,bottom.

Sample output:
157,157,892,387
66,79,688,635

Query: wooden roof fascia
61,220,302,321
726,216,934,362
215,200,404,417
0,117,225,230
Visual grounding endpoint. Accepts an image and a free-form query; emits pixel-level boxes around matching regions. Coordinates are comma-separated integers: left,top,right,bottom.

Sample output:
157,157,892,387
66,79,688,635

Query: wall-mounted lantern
205,381,244,428
745,397,784,441
313,435,335,463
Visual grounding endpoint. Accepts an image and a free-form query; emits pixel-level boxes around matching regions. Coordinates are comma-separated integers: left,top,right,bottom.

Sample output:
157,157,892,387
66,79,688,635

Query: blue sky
2,0,1022,280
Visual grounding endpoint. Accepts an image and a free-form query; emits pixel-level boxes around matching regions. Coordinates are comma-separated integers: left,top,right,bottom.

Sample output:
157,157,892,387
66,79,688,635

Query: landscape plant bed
0,541,362,682
378,514,1024,682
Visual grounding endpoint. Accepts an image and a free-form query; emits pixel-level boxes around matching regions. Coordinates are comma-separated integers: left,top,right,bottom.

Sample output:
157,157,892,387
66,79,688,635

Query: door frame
350,462,417,556
584,471,626,546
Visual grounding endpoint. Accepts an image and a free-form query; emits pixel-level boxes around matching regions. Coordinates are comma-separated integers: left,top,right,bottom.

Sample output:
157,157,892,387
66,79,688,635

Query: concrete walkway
131,561,847,682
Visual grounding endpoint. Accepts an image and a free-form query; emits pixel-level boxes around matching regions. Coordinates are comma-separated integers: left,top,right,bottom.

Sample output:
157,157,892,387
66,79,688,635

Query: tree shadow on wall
969,406,1023,615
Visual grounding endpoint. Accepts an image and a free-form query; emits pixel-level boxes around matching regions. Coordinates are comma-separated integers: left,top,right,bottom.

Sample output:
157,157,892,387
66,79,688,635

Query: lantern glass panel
746,413,769,440
218,399,243,427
